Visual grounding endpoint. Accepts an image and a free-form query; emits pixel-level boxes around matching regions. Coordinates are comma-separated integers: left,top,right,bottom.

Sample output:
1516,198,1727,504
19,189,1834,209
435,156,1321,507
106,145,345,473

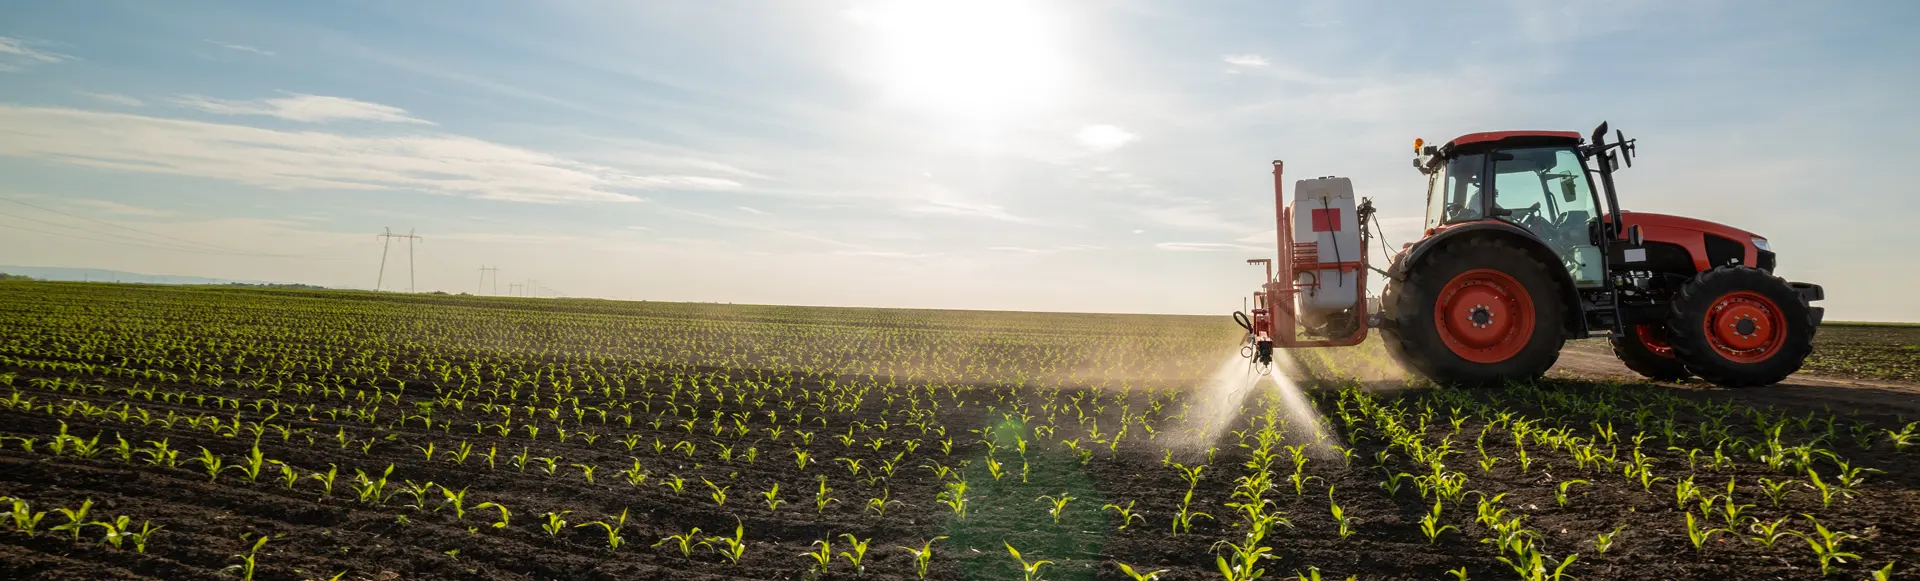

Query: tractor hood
1619,211,1761,242
1619,210,1772,272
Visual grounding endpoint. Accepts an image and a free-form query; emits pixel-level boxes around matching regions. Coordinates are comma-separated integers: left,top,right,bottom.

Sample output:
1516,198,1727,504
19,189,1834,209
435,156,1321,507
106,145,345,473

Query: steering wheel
1509,202,1543,220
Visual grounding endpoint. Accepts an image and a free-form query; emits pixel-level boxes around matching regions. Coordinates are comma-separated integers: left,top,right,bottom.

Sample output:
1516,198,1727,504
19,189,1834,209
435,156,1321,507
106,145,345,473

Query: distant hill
0,265,323,288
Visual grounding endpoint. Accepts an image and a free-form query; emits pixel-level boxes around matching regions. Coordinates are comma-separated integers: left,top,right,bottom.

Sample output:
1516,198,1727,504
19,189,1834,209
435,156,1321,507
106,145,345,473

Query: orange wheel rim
1433,269,1535,364
1703,291,1785,363
1635,324,1674,358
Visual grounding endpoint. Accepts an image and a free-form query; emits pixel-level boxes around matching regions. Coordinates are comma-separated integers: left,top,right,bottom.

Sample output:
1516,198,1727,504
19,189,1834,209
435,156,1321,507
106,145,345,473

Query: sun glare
846,0,1069,120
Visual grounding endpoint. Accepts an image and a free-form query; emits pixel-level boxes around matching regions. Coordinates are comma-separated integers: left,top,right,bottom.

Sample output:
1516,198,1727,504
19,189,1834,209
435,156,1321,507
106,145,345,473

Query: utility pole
478,265,499,295
508,283,522,297
375,228,424,292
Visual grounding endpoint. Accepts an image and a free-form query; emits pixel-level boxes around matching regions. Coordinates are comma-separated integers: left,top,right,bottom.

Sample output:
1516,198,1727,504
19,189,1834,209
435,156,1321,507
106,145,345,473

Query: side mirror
1627,224,1645,246
1559,177,1578,203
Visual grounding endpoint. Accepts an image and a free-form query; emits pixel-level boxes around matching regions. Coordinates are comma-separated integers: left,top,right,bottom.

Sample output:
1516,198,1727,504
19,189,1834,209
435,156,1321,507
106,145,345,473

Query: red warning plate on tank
1310,208,1341,232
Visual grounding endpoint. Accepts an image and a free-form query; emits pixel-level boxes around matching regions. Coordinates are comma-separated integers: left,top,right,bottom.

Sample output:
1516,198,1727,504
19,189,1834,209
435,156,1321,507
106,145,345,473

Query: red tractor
1234,123,1824,387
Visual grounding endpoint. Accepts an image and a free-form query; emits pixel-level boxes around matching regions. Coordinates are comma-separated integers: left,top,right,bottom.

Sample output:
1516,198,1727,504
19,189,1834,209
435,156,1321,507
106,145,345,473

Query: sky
0,0,1916,321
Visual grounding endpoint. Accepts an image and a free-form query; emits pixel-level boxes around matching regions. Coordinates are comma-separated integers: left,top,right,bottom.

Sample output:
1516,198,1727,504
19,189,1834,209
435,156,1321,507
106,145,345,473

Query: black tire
1667,266,1815,387
1382,237,1566,386
1610,324,1690,381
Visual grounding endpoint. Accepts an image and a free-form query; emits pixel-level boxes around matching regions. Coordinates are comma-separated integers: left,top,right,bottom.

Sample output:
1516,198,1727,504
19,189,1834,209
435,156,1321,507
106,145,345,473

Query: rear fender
1390,220,1585,336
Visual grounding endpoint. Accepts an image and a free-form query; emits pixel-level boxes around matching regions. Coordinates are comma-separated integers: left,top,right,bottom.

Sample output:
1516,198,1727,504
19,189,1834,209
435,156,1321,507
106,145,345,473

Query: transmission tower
375,228,425,292
478,265,500,295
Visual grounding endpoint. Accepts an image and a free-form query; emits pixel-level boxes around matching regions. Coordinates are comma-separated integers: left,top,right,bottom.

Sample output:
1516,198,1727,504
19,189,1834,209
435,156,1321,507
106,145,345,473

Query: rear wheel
1610,324,1690,380
1382,237,1566,386
1666,266,1815,387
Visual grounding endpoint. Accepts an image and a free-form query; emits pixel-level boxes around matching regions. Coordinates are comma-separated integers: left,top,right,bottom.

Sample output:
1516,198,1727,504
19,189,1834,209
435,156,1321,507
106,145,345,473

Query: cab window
1436,153,1485,225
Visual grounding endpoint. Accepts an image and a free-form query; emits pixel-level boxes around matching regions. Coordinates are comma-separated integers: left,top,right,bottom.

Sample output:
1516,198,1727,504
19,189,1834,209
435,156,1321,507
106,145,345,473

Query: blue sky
0,0,1915,320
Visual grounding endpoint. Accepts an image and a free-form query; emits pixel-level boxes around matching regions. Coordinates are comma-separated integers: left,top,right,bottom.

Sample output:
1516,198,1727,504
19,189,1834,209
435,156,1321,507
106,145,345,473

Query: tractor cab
1416,131,1607,290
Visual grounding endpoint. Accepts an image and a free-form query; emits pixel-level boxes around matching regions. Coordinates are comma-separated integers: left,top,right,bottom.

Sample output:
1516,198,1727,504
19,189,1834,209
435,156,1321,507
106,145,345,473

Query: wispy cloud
0,105,743,203
173,94,432,124
1075,124,1138,152
205,40,274,57
76,92,144,107
832,250,942,259
0,36,72,71
1134,203,1254,235
904,199,1037,224
988,244,1105,254
72,199,176,217
1155,242,1264,252
736,206,769,215
432,232,582,244
1222,53,1269,68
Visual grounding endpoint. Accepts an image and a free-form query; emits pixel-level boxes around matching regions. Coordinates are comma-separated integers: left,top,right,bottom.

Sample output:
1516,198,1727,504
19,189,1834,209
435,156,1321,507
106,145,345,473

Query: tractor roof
1441,130,1582,155
1418,130,1586,171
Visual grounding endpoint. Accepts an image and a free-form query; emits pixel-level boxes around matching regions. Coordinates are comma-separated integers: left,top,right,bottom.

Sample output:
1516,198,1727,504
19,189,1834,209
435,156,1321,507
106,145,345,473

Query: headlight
1751,237,1771,251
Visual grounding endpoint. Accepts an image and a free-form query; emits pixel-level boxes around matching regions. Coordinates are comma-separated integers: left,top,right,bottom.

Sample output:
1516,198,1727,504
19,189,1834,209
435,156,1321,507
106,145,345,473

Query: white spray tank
1290,177,1361,318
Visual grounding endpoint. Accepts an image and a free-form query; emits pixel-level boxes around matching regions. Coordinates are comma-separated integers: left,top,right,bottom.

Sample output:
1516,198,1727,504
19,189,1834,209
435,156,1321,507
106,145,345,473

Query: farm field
0,282,1915,581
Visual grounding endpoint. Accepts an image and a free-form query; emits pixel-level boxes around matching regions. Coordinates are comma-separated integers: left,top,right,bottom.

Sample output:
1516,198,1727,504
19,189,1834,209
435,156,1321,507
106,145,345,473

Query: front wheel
1610,324,1690,381
1666,266,1815,387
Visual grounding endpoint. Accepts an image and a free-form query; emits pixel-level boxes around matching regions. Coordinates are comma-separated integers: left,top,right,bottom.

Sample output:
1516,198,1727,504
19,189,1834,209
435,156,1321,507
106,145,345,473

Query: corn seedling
1328,499,1356,541
937,480,967,518
476,502,511,529
706,519,748,564
1419,500,1456,544
896,536,946,579
50,498,93,541
1171,502,1212,535
1038,492,1074,525
816,478,839,513
803,538,833,576
1592,524,1626,556
1554,479,1587,508
839,534,872,576
1747,516,1792,548
1792,515,1860,576
541,511,571,536
866,489,901,517
1117,562,1168,581
654,526,706,557
223,534,271,581
8,498,47,536
1684,513,1729,553
1006,542,1053,581
1756,477,1795,506
1211,537,1272,581
762,483,786,511
1103,500,1145,530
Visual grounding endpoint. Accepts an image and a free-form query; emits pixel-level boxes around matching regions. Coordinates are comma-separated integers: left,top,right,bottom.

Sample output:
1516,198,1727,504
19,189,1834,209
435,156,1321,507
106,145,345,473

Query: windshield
1428,153,1485,227
1488,147,1600,233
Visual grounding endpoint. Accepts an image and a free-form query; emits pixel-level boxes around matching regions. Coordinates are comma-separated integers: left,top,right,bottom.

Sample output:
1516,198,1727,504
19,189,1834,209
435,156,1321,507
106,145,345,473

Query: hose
1233,310,1254,332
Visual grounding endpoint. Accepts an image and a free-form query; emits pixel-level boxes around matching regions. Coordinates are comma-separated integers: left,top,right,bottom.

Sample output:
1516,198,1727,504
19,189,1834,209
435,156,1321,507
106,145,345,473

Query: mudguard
1389,219,1586,336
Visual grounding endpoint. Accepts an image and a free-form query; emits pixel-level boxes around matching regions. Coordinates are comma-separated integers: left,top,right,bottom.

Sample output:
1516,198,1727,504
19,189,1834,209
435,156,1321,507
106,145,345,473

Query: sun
846,0,1069,120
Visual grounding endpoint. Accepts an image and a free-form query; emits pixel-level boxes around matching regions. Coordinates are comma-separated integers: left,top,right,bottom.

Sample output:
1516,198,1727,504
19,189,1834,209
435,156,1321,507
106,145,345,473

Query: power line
478,265,499,295
375,228,423,292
